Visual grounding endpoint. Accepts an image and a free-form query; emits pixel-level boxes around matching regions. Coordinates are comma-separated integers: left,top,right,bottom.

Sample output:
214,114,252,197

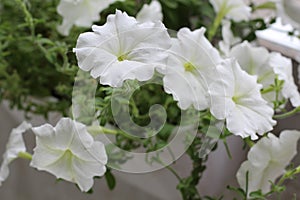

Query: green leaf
270,181,286,193
253,2,276,11
85,188,94,194
105,169,116,190
160,0,178,9
249,190,266,199
227,185,246,198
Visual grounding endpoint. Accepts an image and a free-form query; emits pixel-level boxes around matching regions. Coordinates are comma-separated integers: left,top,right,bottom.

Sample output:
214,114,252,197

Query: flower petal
229,41,272,86
269,52,300,107
30,118,107,192
209,0,251,22
237,130,300,194
210,59,276,139
163,68,209,110
162,27,223,110
136,0,163,22
57,0,116,36
0,121,32,186
74,10,171,87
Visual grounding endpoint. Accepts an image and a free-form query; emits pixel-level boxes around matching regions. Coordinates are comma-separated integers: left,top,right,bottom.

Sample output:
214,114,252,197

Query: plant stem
153,157,182,181
87,125,139,140
274,106,300,119
166,165,182,181
15,0,35,37
208,2,228,41
223,139,232,159
252,2,276,11
18,152,32,160
260,86,274,94
277,165,300,186
245,137,255,147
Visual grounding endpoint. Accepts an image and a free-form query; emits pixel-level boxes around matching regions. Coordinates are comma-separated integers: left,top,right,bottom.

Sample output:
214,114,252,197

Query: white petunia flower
57,0,119,36
209,59,276,140
275,0,300,29
209,0,251,22
0,122,32,186
229,41,300,107
237,130,300,194
136,0,163,22
74,10,171,87
229,41,274,88
30,118,107,192
269,52,300,107
162,27,223,110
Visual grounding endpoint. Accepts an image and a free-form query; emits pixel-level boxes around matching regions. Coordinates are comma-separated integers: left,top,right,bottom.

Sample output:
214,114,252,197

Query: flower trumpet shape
209,59,276,140
0,122,32,186
162,27,223,110
136,0,163,22
74,10,171,87
237,130,300,194
57,0,119,36
30,118,107,192
209,0,251,22
229,41,300,107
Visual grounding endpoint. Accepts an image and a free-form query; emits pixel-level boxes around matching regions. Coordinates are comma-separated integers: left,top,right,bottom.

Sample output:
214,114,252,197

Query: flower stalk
15,0,35,37
277,165,300,186
208,2,228,41
18,152,32,160
274,106,300,119
87,125,139,140
252,2,276,11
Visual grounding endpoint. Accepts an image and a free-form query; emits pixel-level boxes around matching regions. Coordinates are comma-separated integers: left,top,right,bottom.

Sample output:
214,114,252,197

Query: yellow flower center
232,95,244,104
184,62,197,72
118,54,127,61
232,96,238,103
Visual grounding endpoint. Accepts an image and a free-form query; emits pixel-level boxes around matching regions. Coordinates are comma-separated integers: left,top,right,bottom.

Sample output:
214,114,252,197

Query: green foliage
177,136,206,200
227,165,300,200
231,18,270,42
1,1,292,200
105,168,116,190
0,0,267,118
159,0,215,31
0,0,78,117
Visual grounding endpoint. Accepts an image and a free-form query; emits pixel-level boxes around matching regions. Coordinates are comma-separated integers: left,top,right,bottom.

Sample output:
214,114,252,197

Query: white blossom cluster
1,0,300,196
74,8,277,140
0,119,107,192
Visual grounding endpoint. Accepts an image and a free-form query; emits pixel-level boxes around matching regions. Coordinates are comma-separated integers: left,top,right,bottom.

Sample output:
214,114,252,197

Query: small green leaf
270,181,286,193
105,169,116,190
85,188,94,194
227,185,246,198
249,190,266,199
160,0,178,9
253,2,276,11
